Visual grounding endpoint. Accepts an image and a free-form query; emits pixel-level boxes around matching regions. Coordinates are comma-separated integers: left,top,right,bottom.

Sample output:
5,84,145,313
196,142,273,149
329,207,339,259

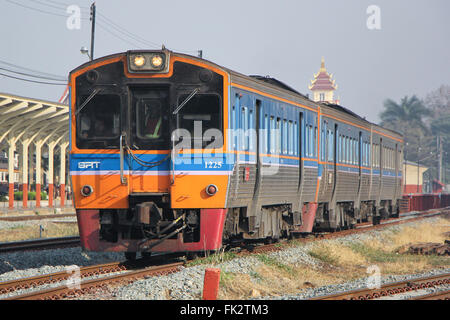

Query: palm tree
379,95,432,135
379,95,433,164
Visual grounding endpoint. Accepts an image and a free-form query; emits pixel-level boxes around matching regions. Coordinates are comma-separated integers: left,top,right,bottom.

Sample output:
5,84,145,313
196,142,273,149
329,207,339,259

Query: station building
0,92,69,209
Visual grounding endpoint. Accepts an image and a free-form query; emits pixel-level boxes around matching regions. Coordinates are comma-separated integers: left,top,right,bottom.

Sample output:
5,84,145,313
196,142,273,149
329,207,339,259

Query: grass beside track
0,222,79,242
186,217,450,299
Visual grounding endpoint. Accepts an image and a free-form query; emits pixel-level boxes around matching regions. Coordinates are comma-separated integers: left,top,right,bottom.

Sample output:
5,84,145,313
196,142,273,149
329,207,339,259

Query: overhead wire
0,59,67,80
0,72,68,85
0,67,67,82
5,0,76,18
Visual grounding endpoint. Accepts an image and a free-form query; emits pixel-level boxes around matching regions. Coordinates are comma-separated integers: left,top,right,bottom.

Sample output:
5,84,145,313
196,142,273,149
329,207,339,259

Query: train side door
297,112,303,191
358,132,362,193
253,99,262,199
321,120,328,195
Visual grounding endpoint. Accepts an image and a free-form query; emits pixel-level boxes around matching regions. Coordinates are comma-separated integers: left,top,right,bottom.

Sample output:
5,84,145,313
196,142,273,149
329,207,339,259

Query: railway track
1,207,447,300
0,261,127,296
0,236,80,253
311,273,450,300
2,261,184,300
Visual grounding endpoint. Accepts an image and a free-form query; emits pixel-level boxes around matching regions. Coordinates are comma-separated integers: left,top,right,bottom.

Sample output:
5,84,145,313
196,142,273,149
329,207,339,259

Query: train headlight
81,185,93,197
150,55,163,68
133,55,146,67
205,184,218,196
127,51,168,73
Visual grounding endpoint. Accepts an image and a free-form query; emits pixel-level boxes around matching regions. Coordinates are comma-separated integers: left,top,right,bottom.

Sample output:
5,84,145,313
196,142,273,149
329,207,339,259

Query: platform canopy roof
0,92,69,146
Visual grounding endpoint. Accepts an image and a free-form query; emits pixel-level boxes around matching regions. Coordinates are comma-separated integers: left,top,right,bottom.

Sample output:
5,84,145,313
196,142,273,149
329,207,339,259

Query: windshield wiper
172,87,199,115
75,88,102,116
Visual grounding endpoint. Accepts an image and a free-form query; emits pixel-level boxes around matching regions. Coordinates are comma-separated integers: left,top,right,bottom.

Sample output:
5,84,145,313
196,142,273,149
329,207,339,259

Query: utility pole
90,2,96,61
417,138,421,193
438,135,443,183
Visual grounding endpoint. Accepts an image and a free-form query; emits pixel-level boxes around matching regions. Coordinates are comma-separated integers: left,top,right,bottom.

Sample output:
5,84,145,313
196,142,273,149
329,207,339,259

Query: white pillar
35,140,43,207
47,137,63,207
8,140,16,209
59,141,69,207
21,141,29,208
48,143,55,207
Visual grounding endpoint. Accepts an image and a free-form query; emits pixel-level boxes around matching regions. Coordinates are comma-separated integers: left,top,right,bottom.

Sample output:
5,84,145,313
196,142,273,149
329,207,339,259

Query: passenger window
288,121,294,155
270,116,275,154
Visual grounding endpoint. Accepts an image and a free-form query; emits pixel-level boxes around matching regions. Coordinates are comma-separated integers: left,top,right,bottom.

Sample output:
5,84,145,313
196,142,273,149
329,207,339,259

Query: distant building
309,57,340,104
403,161,428,193
0,150,19,186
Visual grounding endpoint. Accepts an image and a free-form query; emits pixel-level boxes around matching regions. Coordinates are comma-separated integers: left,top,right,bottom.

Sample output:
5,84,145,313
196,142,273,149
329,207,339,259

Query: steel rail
0,261,126,296
4,262,184,300
0,236,80,253
311,273,450,300
412,289,450,300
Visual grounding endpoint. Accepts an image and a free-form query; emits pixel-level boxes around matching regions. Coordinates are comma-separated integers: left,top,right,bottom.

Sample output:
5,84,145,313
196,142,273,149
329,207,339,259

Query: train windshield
131,87,170,150
176,94,222,148
76,93,121,149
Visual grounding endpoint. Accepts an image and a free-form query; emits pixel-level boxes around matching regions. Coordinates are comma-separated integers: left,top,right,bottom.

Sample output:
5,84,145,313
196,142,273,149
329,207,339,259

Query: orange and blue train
69,50,404,260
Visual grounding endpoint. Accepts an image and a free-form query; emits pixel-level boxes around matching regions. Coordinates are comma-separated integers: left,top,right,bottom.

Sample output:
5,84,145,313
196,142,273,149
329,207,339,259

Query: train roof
69,50,402,141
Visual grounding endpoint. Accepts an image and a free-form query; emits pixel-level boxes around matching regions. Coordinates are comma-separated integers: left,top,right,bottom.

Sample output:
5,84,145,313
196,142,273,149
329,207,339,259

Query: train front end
69,50,230,258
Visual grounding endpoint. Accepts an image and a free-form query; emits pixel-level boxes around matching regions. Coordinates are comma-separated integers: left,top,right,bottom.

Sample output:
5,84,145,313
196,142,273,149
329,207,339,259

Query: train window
76,93,121,149
306,125,311,157
345,137,348,163
338,135,341,162
321,129,326,161
366,142,369,166
249,109,254,151
231,105,237,149
137,98,164,140
294,121,298,156
347,137,351,164
363,142,367,166
328,131,333,161
305,126,309,157
240,107,248,150
276,118,281,154
314,127,318,157
177,94,222,148
348,138,351,164
283,120,288,154
288,121,294,155
264,114,269,154
352,139,355,164
343,136,347,163
270,116,275,154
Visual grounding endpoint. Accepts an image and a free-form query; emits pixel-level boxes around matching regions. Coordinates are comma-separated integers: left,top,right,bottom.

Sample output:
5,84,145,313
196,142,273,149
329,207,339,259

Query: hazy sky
1,0,449,123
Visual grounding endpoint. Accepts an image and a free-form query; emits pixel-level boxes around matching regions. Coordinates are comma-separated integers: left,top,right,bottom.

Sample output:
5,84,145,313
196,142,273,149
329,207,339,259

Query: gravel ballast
0,217,448,300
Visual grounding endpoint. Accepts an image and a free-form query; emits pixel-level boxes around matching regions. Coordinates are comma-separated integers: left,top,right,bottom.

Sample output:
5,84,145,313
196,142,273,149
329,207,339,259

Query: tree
380,95,431,134
424,85,450,184
379,95,433,165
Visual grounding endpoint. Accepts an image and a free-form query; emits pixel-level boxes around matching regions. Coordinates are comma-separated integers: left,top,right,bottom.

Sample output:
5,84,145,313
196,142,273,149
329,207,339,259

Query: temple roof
309,57,337,91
